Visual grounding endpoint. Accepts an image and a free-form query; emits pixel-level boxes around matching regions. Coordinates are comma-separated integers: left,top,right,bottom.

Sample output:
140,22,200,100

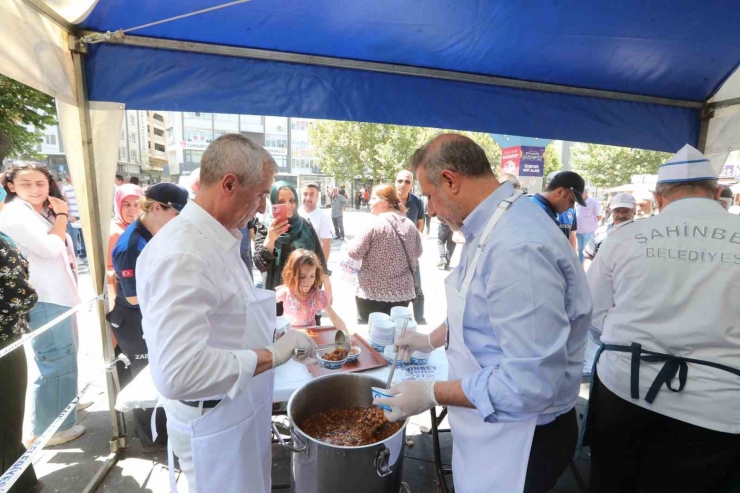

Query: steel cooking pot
273,373,410,493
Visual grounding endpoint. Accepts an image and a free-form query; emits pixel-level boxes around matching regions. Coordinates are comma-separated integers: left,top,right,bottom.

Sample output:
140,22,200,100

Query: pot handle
271,418,308,454
375,446,392,478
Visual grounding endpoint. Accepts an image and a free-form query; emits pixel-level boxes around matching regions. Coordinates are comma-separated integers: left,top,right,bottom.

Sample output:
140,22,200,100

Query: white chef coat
0,199,80,307
136,200,264,401
299,206,333,240
588,198,740,433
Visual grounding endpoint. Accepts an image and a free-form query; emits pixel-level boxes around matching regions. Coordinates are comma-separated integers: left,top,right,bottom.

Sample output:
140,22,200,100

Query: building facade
167,112,329,189
117,110,169,184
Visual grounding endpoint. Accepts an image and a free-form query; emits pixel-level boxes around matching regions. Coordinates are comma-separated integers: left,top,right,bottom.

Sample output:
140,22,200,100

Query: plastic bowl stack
394,319,417,341
410,351,431,365
368,312,391,338
383,346,404,367
370,318,395,352
389,306,413,323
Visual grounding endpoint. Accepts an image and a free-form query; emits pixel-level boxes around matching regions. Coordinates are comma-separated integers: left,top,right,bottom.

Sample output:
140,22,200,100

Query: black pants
107,304,167,448
437,223,456,263
355,297,411,324
332,215,344,239
0,343,39,493
424,214,431,235
588,374,740,493
523,408,578,493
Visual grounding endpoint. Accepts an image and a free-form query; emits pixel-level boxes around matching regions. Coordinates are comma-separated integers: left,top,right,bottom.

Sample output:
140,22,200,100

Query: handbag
338,244,362,283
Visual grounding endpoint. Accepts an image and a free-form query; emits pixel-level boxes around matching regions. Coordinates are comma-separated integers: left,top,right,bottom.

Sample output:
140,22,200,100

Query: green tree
0,75,57,164
571,143,670,188
308,120,502,182
543,143,562,181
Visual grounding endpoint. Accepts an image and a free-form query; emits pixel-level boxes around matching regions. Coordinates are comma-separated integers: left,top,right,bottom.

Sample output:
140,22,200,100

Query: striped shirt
62,184,79,220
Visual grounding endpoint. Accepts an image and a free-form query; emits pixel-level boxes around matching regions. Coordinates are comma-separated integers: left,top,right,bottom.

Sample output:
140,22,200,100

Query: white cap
611,193,636,209
657,144,717,184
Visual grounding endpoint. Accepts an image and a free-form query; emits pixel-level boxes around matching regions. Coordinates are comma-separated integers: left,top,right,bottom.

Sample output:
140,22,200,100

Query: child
276,249,348,332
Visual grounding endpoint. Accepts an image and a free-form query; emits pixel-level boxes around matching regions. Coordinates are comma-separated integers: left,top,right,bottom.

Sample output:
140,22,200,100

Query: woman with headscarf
107,184,144,310
254,181,332,319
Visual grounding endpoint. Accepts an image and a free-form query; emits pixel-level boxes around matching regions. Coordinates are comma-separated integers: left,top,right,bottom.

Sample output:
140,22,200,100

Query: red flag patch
121,269,134,278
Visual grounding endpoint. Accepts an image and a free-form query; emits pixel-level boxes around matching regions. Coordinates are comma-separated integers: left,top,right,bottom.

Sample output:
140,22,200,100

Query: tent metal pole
696,108,713,153
77,30,704,111
706,97,740,111
81,450,122,493
69,36,128,455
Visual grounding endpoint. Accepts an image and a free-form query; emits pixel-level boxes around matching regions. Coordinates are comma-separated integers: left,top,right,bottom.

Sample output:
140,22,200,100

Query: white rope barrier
0,293,105,361
0,353,129,493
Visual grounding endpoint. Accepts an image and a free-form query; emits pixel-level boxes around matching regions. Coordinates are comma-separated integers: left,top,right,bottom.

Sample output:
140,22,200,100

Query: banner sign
519,146,546,177
500,146,521,175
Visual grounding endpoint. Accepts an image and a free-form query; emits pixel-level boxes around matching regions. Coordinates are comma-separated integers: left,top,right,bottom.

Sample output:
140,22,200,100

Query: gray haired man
137,134,317,492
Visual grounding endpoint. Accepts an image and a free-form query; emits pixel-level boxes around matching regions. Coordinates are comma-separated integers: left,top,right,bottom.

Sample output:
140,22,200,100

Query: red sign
500,146,521,176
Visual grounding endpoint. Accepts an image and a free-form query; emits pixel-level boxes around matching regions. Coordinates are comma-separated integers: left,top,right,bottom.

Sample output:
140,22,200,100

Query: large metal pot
274,373,410,493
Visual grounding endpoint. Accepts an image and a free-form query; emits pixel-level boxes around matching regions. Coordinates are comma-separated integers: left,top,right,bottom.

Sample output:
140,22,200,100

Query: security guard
110,182,188,452
531,171,584,249
585,144,740,493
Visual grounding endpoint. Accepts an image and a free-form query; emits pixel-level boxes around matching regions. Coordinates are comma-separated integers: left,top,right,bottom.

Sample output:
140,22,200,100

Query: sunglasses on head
396,179,412,185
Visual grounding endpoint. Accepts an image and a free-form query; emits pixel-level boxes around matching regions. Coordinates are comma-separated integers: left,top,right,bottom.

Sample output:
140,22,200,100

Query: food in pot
321,347,348,361
300,406,402,446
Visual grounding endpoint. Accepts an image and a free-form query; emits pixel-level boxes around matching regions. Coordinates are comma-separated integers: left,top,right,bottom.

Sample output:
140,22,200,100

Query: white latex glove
265,329,317,368
374,380,438,422
394,331,435,362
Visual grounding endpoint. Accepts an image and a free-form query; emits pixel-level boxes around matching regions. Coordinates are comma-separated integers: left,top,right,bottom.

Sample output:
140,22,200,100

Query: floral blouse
275,285,329,327
0,236,38,346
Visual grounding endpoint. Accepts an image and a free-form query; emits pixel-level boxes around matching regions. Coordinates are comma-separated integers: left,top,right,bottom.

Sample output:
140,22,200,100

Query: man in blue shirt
396,169,427,323
531,171,586,250
377,135,592,493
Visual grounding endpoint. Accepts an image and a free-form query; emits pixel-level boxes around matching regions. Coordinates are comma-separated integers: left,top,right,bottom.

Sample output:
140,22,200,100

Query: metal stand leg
430,407,452,493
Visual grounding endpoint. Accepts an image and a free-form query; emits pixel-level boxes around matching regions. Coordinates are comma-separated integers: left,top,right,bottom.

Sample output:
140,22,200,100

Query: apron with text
166,252,277,493
445,191,538,493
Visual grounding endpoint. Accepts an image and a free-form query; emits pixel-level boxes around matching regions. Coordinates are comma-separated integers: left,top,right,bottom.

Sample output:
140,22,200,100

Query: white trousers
165,401,214,493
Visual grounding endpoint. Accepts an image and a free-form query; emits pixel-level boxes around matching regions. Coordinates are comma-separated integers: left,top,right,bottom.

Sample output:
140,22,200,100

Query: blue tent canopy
75,0,740,151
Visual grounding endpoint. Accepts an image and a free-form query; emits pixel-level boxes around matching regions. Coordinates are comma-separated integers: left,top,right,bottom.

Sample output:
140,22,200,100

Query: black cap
146,183,189,212
547,171,587,206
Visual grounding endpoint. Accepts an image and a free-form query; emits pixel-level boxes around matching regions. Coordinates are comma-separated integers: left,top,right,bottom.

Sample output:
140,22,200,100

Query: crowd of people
1,131,739,493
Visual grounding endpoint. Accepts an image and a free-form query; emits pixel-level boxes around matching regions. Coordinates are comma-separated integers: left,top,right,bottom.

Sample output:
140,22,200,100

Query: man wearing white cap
585,144,740,493
582,192,636,270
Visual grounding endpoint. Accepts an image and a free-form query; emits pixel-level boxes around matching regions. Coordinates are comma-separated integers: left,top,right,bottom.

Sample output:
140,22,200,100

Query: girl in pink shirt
276,249,348,331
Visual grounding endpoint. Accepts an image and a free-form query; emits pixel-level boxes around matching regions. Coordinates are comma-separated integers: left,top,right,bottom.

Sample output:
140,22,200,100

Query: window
274,156,288,170
154,128,165,137
130,132,137,143
44,134,56,146
184,127,213,142
184,150,204,164
129,114,136,124
152,113,164,123
119,147,126,160
155,144,165,152
131,149,138,160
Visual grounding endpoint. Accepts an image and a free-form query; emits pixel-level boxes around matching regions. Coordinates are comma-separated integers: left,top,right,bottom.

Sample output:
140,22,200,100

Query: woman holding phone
0,163,85,447
254,181,331,319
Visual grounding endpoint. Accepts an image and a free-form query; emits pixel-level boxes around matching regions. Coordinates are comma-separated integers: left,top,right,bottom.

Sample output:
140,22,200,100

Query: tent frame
10,1,740,490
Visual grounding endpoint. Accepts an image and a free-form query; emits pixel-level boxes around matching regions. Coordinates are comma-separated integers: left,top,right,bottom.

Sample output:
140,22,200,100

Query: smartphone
272,204,288,223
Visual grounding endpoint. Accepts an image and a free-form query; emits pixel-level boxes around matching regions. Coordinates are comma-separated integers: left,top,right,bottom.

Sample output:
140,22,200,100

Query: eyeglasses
396,179,412,185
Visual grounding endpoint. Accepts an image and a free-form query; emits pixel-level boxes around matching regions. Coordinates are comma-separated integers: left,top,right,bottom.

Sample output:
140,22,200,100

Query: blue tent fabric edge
86,43,699,152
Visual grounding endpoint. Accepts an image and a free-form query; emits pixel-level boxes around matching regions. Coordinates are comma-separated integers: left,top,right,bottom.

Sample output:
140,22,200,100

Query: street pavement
22,207,589,492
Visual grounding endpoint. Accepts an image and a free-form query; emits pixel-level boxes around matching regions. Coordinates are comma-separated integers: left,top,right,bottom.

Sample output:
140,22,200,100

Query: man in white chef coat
376,134,592,493
137,134,317,493
585,144,740,493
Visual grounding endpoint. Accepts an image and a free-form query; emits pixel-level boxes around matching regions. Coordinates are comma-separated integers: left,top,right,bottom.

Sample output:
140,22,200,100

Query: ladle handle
385,317,411,389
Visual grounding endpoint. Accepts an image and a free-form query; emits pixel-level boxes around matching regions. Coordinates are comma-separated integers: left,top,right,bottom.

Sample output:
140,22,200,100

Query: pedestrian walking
330,187,347,239
575,189,603,262
436,221,456,269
